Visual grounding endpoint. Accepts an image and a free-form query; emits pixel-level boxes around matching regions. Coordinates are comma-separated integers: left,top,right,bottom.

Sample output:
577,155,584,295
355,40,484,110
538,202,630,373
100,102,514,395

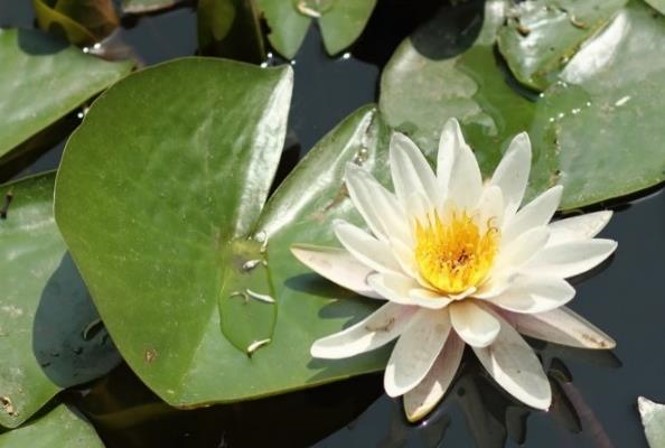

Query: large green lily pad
380,0,665,210
257,0,377,58
0,28,132,170
55,57,391,405
0,404,103,447
496,0,627,91
0,173,120,428
645,0,665,15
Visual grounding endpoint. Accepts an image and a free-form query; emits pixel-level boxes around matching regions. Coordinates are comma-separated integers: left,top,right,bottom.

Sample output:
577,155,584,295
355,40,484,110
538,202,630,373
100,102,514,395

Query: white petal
503,186,563,244
495,226,550,272
390,133,439,209
472,313,551,410
334,221,402,274
368,273,453,309
436,118,465,194
490,133,532,218
524,239,617,278
384,309,451,397
311,302,417,359
488,274,575,314
345,163,410,244
403,333,464,422
290,244,382,299
450,300,500,348
547,211,613,246
478,185,505,230
510,306,616,349
474,273,513,299
447,134,483,210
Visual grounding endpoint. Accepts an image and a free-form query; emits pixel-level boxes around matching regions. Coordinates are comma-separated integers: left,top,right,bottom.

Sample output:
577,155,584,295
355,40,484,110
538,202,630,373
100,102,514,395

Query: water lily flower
291,119,617,421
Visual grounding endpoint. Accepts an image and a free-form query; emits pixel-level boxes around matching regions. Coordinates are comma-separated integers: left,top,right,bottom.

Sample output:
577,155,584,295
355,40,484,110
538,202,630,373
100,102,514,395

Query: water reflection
318,342,621,448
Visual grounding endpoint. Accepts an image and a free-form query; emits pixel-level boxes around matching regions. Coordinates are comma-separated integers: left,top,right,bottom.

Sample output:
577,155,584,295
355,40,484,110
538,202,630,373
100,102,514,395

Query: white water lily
291,119,617,421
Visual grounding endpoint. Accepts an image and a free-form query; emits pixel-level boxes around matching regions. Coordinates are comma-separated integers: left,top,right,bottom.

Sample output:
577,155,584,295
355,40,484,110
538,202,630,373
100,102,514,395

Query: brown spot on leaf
144,348,158,363
0,396,17,416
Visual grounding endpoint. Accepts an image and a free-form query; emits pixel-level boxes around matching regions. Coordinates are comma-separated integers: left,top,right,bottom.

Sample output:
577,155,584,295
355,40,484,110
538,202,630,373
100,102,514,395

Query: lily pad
639,396,665,448
197,0,265,63
497,0,627,91
33,0,119,46
0,404,103,447
0,173,120,428
122,0,178,13
645,0,665,15
257,0,377,58
0,28,132,170
56,59,395,407
380,0,665,210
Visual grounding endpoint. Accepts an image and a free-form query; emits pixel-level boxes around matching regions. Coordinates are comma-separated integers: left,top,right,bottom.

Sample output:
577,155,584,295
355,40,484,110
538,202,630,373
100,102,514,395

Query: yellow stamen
414,210,499,294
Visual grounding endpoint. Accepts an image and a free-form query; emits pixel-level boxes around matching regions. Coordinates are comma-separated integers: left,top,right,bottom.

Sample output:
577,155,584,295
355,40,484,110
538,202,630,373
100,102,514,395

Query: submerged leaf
33,0,119,46
122,0,178,13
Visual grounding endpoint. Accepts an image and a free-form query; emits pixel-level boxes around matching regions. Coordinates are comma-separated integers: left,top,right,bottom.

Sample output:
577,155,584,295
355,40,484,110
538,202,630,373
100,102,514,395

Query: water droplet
352,147,369,165
614,95,631,107
341,52,352,60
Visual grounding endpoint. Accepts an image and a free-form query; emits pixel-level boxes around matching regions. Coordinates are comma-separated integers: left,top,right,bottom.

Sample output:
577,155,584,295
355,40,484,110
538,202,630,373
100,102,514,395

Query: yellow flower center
414,210,499,294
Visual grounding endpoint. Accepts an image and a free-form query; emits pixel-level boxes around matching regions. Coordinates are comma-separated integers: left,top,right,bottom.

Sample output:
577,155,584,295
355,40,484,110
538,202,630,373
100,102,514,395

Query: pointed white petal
389,237,419,279
437,118,465,194
524,239,617,278
345,163,410,244
472,313,551,410
511,306,616,349
478,185,505,229
334,221,402,274
450,300,500,348
390,133,439,209
490,133,532,218
495,226,549,272
503,186,563,244
548,211,613,246
488,274,575,314
447,135,483,209
311,302,417,359
368,273,453,309
474,274,512,299
384,309,451,397
290,244,382,299
403,332,465,422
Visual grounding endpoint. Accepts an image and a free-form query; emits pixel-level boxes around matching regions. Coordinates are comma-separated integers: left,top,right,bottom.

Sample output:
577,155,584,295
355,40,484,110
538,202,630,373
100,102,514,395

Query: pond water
1,1,664,447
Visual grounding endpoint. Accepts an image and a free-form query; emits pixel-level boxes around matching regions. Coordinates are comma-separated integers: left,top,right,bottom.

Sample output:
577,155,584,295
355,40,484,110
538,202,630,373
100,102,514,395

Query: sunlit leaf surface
0,28,132,170
639,397,665,448
0,174,120,428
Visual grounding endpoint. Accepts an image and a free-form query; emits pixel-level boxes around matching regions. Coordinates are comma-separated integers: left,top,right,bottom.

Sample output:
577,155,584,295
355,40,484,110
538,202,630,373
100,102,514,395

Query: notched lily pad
257,0,377,58
497,0,627,91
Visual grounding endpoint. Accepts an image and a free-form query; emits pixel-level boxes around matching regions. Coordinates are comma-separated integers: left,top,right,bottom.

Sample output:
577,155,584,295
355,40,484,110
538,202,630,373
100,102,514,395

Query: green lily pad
0,28,132,171
0,173,120,429
497,0,627,91
257,0,377,59
380,0,665,210
122,0,177,13
33,0,119,46
639,397,665,448
56,56,392,404
645,0,665,15
197,0,265,63
0,404,103,447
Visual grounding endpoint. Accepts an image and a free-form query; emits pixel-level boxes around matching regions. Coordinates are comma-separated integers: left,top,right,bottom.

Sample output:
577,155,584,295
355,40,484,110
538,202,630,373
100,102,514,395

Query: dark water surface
1,1,664,447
